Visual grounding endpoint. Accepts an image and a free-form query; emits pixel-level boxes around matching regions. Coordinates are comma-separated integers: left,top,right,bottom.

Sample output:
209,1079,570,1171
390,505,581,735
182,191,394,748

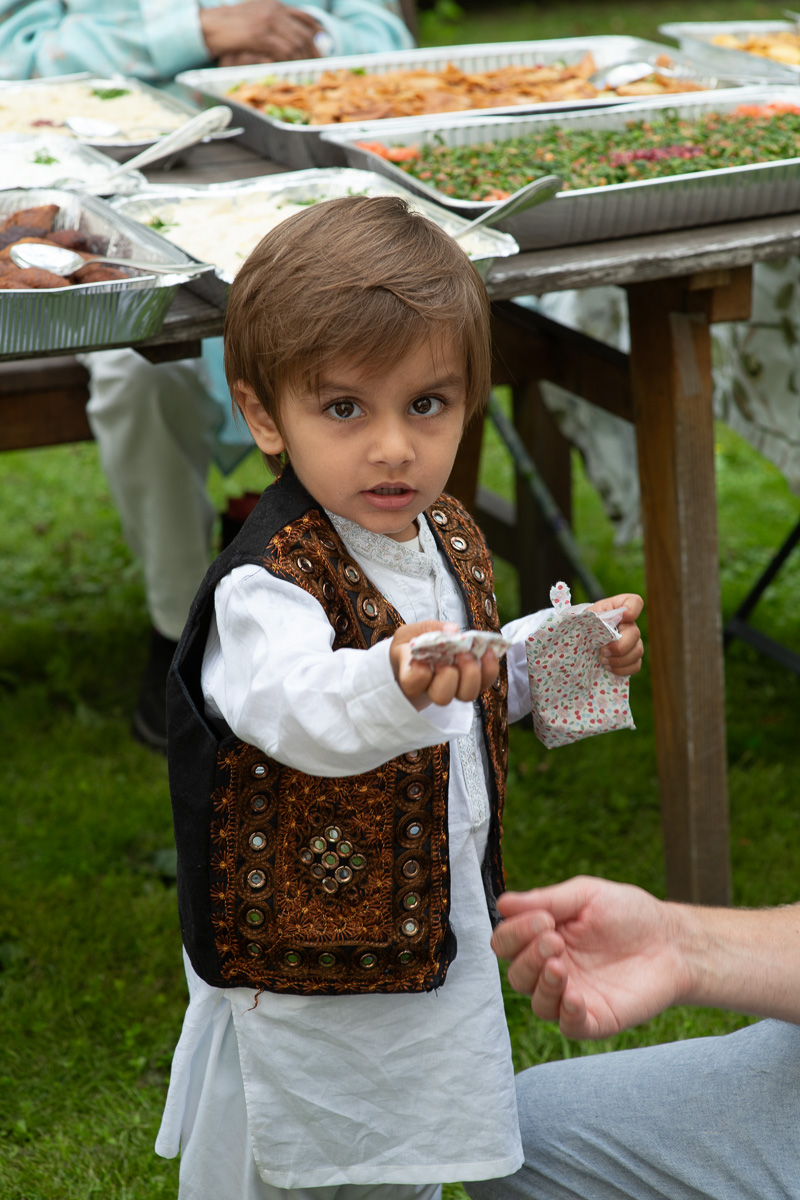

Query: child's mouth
363,484,415,510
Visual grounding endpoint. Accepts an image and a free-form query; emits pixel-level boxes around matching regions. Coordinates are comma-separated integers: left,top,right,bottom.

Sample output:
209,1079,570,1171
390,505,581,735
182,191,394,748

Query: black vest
167,468,508,995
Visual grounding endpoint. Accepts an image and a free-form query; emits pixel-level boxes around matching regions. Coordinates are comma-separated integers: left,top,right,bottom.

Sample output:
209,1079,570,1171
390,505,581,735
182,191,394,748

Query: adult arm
0,0,411,84
209,0,413,64
0,0,210,82
492,875,800,1036
301,0,413,57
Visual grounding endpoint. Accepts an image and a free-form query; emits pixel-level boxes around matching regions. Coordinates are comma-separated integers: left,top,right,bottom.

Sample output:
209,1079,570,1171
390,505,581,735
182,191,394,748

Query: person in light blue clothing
0,0,413,82
0,0,414,751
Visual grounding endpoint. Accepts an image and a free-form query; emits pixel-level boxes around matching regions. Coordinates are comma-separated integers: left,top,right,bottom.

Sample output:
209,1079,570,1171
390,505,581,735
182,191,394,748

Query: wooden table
5,138,799,904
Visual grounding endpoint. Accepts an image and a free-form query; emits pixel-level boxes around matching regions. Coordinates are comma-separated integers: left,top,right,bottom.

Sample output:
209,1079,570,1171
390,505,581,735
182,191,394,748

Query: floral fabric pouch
526,581,635,748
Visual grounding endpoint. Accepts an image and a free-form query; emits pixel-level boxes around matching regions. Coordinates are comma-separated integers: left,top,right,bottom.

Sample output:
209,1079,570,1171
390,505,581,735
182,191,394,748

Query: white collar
326,510,439,580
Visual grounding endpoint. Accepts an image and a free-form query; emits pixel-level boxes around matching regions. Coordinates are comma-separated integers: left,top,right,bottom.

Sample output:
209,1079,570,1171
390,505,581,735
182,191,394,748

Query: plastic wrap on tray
175,35,749,170
0,189,202,356
321,84,800,251
111,167,519,305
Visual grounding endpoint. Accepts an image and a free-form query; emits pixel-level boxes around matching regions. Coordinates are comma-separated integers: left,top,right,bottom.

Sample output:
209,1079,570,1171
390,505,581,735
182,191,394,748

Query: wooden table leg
626,273,748,904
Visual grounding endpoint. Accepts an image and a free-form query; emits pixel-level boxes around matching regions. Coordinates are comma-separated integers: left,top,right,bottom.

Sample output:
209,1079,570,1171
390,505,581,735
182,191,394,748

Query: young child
157,195,644,1200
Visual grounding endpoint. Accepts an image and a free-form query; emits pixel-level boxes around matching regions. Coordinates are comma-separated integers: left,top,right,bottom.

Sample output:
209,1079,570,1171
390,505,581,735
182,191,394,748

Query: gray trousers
466,1019,800,1200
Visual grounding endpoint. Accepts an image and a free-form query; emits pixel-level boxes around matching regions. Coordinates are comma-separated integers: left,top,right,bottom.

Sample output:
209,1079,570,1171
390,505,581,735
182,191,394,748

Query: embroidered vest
167,468,508,996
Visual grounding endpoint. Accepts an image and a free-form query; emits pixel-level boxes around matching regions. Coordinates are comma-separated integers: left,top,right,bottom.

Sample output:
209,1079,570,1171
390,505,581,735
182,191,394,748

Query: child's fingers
426,663,461,706
453,652,483,702
591,592,644,622
601,626,644,676
395,648,436,704
479,649,500,692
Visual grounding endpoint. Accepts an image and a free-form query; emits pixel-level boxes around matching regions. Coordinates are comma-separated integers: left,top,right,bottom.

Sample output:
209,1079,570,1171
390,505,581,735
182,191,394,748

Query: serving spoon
589,61,678,90
452,175,562,242
10,241,215,278
51,105,234,188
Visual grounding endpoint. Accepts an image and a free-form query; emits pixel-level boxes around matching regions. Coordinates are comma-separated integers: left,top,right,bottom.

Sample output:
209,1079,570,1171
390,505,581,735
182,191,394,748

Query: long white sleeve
202,565,474,777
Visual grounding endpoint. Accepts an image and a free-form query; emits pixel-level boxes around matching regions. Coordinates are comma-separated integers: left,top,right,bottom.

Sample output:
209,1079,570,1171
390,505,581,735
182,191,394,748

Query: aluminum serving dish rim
175,34,750,135
0,73,237,153
320,83,800,212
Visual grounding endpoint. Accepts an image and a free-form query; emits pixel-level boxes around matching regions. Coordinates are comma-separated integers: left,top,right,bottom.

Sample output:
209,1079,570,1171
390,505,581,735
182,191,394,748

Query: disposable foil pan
176,35,748,170
0,188,201,356
0,133,146,194
321,84,800,251
0,74,236,162
660,20,800,82
111,167,519,305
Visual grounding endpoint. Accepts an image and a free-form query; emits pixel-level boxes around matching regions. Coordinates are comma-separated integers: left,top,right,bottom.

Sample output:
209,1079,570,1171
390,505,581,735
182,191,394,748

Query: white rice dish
145,191,499,277
0,82,186,141
0,136,140,191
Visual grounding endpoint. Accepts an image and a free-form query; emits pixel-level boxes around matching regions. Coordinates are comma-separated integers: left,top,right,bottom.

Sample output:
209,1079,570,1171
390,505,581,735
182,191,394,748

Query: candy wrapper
526,582,635,748
409,629,510,668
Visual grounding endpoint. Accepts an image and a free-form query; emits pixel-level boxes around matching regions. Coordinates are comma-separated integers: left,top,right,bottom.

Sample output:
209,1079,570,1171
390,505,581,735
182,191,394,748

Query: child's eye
327,399,363,420
410,395,443,416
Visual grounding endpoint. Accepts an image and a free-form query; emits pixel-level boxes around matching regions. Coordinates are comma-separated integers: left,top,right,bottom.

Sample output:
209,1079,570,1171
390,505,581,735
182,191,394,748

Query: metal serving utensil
10,242,215,277
64,116,122,138
589,61,676,90
452,175,562,243
51,105,234,188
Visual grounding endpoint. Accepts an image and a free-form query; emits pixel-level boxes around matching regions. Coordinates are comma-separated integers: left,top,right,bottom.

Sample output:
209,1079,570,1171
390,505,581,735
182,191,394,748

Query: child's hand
390,621,500,709
588,593,644,677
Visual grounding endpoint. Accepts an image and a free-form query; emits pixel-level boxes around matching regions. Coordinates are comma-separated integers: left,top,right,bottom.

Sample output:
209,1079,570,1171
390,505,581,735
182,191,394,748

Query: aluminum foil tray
111,167,518,305
321,85,800,251
0,74,235,162
0,188,201,356
0,133,146,194
176,35,747,170
660,20,800,82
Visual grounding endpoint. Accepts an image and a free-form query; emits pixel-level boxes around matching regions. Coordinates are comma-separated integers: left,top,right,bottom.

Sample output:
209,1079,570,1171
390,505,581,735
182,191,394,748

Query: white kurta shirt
156,513,549,1188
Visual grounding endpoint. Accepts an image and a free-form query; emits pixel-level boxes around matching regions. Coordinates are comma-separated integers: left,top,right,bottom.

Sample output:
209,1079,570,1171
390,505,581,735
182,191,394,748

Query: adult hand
492,876,689,1038
201,0,322,65
588,592,644,677
390,621,500,709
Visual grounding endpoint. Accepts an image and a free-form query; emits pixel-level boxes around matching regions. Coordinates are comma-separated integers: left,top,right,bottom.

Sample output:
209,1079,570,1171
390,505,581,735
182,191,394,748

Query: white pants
173,996,442,1200
82,349,222,640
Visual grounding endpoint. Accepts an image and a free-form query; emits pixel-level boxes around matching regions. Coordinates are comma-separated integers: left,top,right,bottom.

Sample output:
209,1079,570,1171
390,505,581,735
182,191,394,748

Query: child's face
239,333,468,542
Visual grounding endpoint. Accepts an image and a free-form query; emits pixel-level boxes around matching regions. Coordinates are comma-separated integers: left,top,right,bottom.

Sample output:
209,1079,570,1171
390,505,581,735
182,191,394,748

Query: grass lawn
2,2,800,1196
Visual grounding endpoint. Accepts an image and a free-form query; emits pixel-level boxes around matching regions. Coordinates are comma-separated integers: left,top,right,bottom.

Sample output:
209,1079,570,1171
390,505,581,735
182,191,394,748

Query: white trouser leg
83,348,222,640
176,1002,443,1200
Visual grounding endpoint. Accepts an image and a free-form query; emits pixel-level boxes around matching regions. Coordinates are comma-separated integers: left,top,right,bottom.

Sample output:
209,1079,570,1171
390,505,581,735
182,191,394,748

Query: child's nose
367,418,414,466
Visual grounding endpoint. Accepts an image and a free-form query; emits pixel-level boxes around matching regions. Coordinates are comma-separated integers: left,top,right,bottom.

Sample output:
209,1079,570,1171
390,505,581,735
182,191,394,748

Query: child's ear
233,382,286,457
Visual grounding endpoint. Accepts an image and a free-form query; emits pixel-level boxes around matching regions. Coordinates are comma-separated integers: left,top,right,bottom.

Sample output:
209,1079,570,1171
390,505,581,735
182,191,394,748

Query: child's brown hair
224,194,492,474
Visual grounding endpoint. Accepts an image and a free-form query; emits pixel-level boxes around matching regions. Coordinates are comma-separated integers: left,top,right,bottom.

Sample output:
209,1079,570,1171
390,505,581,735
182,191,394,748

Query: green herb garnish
148,216,177,232
32,150,58,165
390,104,800,200
91,87,130,100
264,104,310,125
